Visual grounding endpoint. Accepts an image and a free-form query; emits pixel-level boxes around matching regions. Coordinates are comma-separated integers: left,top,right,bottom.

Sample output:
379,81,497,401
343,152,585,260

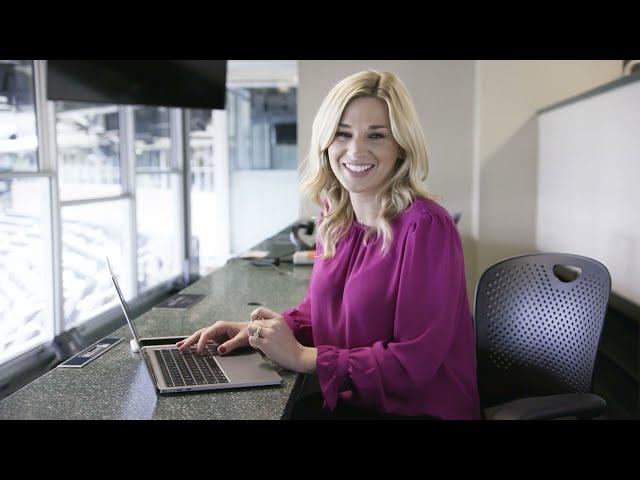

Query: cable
249,249,297,266
246,249,298,275
249,261,292,276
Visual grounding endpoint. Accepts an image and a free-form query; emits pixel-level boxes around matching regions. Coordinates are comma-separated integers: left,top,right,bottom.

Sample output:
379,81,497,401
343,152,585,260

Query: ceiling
226,60,297,89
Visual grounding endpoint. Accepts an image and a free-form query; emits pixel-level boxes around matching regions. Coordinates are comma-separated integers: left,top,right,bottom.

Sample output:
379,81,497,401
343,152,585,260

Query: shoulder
398,196,456,230
395,198,464,264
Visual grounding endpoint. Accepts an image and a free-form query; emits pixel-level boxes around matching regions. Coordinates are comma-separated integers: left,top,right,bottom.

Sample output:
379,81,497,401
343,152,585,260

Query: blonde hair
299,70,438,259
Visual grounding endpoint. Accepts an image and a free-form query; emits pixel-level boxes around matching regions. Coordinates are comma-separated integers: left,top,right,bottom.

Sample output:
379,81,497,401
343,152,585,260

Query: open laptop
106,258,282,394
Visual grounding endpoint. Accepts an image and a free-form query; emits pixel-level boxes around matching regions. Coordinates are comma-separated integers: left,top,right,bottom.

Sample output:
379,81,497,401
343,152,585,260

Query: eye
335,131,351,138
369,133,385,139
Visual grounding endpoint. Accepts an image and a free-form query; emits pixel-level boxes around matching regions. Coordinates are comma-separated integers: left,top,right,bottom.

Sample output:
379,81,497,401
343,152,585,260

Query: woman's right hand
176,321,251,355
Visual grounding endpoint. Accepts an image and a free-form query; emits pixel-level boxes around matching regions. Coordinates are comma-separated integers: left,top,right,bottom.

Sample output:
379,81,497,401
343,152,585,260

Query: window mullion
170,107,188,284
213,109,231,260
121,105,138,299
34,60,64,338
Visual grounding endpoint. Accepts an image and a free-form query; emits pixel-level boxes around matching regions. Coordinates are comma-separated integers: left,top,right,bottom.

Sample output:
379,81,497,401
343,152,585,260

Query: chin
342,183,373,195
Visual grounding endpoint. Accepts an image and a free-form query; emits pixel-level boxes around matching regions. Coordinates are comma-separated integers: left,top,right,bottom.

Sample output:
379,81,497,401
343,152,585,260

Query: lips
341,162,375,179
342,163,374,173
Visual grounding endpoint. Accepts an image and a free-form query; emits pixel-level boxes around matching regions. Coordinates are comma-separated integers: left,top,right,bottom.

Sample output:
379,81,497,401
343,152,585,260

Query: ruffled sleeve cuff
316,345,350,411
281,307,298,332
281,308,314,347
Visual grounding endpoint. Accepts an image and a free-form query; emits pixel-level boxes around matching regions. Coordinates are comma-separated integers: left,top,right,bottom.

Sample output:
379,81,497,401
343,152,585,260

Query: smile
343,163,374,172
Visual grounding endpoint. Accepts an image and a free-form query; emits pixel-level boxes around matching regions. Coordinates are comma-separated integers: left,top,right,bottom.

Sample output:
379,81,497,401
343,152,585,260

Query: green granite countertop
0,228,313,420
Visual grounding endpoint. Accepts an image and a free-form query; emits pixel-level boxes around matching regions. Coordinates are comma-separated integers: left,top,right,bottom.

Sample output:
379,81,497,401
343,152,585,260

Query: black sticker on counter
58,337,124,368
152,294,206,310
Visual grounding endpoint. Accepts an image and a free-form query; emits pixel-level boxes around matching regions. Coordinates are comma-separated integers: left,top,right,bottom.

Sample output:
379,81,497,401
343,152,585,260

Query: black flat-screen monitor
274,123,297,145
47,60,227,109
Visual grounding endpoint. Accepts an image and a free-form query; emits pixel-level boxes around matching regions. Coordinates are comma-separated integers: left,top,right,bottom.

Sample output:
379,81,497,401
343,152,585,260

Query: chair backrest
474,253,611,410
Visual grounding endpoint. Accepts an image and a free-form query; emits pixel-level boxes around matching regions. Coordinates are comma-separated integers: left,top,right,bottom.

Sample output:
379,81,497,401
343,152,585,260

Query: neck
349,191,379,227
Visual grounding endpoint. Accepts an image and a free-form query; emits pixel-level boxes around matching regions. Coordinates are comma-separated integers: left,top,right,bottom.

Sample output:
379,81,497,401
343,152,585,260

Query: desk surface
0,228,312,420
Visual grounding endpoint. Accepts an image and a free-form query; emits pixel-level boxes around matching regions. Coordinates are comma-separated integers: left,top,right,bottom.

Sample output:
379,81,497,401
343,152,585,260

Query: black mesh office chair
474,253,611,420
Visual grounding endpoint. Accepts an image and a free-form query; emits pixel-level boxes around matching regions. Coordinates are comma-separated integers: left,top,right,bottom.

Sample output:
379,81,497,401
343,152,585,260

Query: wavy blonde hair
300,70,438,259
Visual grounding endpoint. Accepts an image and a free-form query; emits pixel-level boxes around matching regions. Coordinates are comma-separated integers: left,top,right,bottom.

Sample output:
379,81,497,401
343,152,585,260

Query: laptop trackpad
216,350,282,384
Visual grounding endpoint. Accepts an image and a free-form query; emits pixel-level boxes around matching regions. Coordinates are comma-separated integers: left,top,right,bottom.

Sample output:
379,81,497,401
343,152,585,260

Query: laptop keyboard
154,346,229,387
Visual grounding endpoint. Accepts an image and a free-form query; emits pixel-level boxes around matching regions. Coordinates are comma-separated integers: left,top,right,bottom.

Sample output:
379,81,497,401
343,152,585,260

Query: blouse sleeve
315,213,469,412
281,285,314,347
280,231,325,348
281,203,328,347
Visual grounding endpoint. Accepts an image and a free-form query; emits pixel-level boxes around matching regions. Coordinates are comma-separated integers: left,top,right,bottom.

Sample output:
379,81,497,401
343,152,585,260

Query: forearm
296,346,318,374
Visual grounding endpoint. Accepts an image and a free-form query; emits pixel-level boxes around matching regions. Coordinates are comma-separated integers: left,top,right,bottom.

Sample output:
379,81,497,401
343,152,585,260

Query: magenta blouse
281,196,481,420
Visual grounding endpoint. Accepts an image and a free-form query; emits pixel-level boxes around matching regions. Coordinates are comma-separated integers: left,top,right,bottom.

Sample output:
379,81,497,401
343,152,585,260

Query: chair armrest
490,393,607,420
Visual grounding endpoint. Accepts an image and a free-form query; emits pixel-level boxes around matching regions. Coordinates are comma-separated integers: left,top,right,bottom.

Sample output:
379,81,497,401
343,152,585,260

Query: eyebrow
338,123,389,130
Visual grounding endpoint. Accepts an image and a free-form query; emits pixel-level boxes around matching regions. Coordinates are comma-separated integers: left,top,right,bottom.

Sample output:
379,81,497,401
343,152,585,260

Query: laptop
106,258,282,393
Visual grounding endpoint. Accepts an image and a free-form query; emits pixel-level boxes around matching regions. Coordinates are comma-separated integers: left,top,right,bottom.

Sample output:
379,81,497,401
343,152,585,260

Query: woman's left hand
247,306,306,372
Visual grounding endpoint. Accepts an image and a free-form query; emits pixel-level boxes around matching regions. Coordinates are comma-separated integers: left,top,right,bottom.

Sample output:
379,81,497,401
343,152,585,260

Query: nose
347,136,368,159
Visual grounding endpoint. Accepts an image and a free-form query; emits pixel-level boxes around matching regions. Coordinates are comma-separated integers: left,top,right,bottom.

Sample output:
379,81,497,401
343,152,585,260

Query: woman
177,70,481,420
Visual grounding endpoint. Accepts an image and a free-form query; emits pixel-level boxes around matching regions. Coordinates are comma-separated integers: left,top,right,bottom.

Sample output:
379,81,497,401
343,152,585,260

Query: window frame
1,60,300,371
0,61,191,366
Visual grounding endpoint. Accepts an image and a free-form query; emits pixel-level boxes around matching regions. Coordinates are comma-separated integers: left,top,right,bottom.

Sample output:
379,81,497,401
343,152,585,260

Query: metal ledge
537,70,640,116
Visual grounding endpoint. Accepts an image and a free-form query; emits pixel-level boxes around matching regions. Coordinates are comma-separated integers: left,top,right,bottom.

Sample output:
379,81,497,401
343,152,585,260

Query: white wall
475,60,622,288
296,60,623,307
229,170,300,255
297,60,476,300
538,79,640,305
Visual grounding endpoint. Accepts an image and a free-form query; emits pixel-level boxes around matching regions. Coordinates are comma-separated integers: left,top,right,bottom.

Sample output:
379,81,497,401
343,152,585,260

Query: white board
537,79,640,305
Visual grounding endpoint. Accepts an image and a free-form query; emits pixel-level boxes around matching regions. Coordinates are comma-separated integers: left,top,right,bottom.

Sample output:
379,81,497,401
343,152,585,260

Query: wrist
297,346,317,374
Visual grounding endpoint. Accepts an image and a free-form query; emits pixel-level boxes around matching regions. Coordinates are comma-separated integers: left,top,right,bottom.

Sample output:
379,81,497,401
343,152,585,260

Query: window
56,102,122,201
136,173,182,290
0,60,54,364
228,89,252,171
188,109,218,275
61,199,132,328
54,100,130,329
133,106,182,292
0,60,38,173
0,60,299,370
271,121,297,170
134,106,171,171
228,87,297,171
226,85,299,254
0,177,53,363
189,109,214,191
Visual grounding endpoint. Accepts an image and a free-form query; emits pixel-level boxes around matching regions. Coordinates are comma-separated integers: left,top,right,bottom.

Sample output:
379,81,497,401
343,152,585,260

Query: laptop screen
106,257,141,343
106,257,166,393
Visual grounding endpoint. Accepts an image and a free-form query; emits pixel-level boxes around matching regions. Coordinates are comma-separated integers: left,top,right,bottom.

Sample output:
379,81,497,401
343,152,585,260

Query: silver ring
253,324,263,339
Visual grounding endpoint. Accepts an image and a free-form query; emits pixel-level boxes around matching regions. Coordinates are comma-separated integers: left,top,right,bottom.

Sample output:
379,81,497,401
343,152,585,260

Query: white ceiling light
227,60,298,89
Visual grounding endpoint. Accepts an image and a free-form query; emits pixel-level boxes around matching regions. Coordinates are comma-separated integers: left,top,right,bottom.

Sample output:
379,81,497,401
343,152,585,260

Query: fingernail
219,346,226,354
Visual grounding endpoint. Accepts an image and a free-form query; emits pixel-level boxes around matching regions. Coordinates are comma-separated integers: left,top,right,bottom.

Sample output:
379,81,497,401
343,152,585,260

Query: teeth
344,163,374,172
